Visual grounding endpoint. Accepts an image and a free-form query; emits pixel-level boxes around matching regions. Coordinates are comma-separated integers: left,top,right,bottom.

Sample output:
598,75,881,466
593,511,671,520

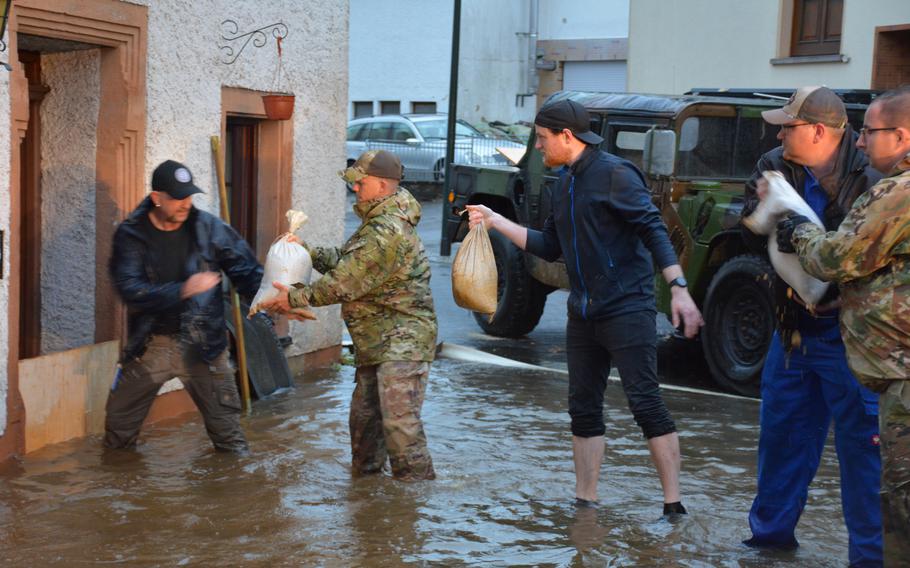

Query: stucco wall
39,49,100,354
130,0,349,358
628,0,910,94
0,56,10,437
538,0,628,40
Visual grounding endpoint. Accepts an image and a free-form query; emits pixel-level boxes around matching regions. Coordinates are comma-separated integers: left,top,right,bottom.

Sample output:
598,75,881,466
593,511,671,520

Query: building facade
0,0,349,460
628,0,910,94
348,0,630,125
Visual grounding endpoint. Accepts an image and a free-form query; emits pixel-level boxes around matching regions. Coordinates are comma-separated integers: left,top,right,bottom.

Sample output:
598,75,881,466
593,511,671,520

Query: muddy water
1,359,849,567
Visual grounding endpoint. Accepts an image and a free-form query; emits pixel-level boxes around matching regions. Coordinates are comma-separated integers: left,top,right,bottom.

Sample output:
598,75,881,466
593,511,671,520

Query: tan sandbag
451,222,498,317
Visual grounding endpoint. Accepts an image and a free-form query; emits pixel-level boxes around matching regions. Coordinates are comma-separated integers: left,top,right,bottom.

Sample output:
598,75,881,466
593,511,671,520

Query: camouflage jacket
793,157,910,388
289,189,437,366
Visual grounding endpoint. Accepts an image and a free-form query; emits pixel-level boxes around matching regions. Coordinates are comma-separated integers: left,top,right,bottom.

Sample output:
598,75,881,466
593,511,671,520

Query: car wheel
701,254,774,397
472,230,548,337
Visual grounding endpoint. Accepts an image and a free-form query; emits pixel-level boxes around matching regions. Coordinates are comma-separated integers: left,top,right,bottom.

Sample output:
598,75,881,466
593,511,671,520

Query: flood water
1,357,850,567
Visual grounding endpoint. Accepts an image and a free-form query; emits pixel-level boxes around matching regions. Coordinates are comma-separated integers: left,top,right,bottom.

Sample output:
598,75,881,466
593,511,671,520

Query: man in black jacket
467,99,702,515
105,160,263,454
740,87,883,566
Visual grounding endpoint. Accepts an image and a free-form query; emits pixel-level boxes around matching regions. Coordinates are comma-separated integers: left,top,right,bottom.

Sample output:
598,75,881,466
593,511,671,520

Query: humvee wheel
701,254,775,397
473,230,548,337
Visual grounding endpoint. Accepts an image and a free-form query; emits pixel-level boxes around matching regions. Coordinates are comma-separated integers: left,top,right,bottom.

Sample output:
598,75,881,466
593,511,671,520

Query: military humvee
439,89,875,397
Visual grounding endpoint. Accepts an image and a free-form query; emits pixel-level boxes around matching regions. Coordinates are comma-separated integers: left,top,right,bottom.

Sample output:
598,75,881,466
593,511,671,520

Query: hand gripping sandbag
249,210,313,317
451,222,498,317
742,170,829,307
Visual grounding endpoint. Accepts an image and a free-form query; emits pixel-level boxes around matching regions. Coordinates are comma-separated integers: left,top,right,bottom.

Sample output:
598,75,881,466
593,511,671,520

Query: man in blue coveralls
740,86,883,566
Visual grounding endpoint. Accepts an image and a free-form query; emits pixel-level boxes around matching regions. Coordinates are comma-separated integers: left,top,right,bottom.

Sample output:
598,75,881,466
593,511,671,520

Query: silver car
345,113,525,183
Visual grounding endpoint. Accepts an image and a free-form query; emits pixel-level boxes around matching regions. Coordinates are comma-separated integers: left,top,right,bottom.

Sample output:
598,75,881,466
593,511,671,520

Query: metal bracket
218,20,288,65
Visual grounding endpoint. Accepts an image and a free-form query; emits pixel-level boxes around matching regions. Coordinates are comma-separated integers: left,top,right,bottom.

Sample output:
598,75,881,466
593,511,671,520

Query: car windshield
414,119,483,140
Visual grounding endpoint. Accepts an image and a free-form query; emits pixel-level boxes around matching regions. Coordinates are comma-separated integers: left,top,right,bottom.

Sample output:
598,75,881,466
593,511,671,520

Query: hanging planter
262,35,294,120
262,93,294,120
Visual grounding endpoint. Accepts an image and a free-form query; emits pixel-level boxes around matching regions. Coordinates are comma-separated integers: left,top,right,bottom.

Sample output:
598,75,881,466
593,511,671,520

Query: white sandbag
248,210,313,317
742,170,829,306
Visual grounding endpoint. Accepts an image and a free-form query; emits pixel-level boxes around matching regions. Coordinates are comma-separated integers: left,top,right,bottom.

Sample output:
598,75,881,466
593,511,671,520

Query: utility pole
439,0,461,256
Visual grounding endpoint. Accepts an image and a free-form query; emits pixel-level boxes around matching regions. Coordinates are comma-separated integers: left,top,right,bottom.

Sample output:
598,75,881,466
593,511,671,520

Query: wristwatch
669,276,688,289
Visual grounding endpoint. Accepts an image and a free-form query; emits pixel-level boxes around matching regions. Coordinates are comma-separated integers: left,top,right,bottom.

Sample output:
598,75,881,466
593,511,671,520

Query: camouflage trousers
350,362,435,481
880,380,910,567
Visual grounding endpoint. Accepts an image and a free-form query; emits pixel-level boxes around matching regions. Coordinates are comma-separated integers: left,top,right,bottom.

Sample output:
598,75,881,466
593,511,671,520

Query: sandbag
451,222,498,317
742,170,829,307
249,210,313,317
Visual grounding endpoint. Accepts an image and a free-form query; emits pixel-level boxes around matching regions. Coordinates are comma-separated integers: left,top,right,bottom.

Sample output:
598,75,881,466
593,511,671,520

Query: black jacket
110,197,263,363
740,126,882,346
526,147,678,320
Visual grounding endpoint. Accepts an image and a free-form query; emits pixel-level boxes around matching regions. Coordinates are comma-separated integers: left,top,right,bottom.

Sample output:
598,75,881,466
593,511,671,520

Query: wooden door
18,51,49,359
225,117,259,251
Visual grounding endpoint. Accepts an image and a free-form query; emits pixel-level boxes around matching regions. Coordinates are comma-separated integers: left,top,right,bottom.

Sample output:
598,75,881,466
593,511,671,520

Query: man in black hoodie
740,87,883,566
467,98,702,516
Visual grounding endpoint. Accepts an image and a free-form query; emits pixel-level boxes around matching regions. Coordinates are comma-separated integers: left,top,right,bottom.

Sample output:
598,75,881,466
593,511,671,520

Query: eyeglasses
859,126,898,137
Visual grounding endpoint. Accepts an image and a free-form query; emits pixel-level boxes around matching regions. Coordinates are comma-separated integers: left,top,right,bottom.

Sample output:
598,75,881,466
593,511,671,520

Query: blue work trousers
747,332,882,567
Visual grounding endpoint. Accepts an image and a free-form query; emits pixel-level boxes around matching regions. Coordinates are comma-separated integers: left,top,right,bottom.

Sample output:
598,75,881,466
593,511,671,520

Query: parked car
345,113,525,184
440,89,877,397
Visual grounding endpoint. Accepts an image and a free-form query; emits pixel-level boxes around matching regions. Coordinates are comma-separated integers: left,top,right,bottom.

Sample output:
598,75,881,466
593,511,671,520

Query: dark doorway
18,51,49,359
225,117,259,251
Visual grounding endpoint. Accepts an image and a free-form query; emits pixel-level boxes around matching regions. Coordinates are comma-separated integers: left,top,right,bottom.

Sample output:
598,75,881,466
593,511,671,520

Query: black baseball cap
151,160,204,199
534,99,604,145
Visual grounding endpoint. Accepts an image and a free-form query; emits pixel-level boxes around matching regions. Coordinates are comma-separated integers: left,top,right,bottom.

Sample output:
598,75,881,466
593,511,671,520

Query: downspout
515,0,538,108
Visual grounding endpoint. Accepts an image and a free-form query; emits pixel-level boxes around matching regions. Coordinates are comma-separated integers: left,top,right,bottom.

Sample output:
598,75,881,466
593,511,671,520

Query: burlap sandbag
451,222,498,317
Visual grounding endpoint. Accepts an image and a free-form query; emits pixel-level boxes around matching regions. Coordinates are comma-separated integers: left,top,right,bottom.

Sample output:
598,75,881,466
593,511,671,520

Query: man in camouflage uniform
263,150,438,481
779,86,910,566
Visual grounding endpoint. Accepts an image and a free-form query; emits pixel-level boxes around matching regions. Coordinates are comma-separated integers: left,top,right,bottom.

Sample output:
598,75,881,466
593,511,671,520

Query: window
411,101,437,114
607,124,650,168
353,101,372,118
346,123,368,141
380,100,400,115
366,121,395,140
413,118,483,140
791,0,842,56
389,122,415,141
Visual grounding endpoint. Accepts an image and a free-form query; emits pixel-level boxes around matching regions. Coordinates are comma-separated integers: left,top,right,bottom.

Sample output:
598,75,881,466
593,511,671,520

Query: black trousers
566,310,677,439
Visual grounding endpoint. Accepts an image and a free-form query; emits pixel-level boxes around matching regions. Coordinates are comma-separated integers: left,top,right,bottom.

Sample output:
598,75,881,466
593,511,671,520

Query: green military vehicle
439,89,874,397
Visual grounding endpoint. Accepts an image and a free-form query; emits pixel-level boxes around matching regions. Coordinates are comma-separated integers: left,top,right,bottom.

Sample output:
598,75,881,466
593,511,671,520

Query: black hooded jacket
525,146,678,320
110,196,263,363
740,126,882,348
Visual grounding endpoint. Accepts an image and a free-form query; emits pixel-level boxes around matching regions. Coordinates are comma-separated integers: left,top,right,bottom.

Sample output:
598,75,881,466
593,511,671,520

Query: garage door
563,60,627,92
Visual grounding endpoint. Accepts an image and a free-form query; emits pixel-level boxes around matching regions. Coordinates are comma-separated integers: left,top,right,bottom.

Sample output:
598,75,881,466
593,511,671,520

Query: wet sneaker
574,497,598,509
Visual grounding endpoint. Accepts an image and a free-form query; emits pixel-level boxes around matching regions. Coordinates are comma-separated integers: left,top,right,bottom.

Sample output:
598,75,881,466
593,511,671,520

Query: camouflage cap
762,86,847,129
339,150,402,183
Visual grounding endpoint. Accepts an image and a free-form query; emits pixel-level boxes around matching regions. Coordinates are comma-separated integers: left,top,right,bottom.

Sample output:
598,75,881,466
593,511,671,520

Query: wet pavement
0,194,853,566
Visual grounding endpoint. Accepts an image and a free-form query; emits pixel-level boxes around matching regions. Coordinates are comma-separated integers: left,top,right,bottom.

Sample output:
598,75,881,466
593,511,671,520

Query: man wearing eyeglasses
779,86,910,566
740,86,883,566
